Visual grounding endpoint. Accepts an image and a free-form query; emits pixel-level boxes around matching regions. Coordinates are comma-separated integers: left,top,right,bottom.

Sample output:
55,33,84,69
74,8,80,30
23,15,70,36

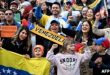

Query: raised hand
95,12,101,21
36,0,46,6
51,44,58,49
94,57,102,64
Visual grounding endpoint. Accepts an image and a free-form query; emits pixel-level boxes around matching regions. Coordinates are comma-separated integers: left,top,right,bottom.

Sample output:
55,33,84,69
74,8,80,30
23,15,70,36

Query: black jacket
89,53,110,75
2,38,32,57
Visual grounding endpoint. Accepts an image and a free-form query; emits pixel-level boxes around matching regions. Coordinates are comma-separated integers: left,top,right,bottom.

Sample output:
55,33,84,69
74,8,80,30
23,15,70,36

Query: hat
33,45,44,53
50,20,60,25
94,37,110,49
10,1,18,7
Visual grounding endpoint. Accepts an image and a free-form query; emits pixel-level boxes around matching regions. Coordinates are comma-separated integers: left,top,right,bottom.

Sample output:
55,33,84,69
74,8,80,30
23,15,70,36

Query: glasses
5,13,13,15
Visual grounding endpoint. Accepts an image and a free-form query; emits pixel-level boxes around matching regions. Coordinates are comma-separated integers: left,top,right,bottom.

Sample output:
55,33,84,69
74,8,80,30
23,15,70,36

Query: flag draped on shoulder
0,48,51,75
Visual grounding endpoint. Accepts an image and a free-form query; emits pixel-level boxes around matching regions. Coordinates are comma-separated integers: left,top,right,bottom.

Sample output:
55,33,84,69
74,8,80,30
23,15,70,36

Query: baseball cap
93,37,110,49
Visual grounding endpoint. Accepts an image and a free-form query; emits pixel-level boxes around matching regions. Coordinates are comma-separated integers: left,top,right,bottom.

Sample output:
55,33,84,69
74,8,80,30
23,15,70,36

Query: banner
0,48,51,75
72,0,102,11
0,26,17,38
31,25,65,45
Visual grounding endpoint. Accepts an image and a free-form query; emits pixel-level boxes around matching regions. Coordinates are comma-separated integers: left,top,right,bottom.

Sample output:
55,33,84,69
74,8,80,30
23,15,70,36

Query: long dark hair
75,20,95,45
41,2,52,16
12,26,31,51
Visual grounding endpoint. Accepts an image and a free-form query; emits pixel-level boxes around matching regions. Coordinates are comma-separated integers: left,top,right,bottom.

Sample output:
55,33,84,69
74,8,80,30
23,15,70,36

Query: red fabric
74,43,84,52
23,5,33,19
22,19,28,26
102,39,110,49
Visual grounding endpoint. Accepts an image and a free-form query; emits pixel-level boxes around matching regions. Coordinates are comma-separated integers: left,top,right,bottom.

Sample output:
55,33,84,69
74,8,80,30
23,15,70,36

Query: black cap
51,20,60,25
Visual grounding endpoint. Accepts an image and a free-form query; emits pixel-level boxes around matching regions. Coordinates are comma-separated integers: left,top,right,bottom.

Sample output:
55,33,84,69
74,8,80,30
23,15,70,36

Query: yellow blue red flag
0,48,51,75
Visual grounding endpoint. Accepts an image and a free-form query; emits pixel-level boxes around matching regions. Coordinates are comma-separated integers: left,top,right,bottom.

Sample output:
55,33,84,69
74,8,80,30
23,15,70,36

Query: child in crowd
46,38,93,75
32,44,51,75
33,45,44,58
89,37,110,75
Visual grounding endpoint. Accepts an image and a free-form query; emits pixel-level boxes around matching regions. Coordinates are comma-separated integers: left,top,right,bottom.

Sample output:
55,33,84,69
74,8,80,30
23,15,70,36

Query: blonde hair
60,38,74,53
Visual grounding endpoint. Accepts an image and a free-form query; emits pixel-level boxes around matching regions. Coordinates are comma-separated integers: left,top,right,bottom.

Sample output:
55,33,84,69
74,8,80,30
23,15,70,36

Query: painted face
0,11,5,20
82,21,90,33
66,44,75,54
41,2,47,11
33,47,43,58
51,4,60,16
50,23,59,33
19,29,27,41
5,10,13,21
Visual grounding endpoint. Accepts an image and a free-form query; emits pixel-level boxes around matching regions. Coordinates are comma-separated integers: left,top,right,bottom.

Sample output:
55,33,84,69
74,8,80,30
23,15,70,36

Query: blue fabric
0,65,31,75
93,0,104,12
35,6,42,20
75,21,82,31
93,37,106,45
28,22,35,30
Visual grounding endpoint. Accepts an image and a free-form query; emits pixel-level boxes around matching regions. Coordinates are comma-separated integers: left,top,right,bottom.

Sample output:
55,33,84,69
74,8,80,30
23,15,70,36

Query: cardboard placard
31,25,65,45
0,26,17,38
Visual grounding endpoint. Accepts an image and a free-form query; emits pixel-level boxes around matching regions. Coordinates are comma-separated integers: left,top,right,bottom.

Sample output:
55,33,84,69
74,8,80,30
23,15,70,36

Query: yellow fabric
72,0,101,10
91,20,95,28
0,48,51,75
31,25,65,45
39,14,50,27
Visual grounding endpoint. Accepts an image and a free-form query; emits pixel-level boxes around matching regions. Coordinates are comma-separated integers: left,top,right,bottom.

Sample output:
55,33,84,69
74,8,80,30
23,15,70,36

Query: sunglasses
5,13,13,15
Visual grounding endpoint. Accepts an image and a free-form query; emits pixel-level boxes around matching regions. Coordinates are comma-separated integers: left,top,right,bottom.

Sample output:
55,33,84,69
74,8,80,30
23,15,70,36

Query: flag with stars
0,48,51,75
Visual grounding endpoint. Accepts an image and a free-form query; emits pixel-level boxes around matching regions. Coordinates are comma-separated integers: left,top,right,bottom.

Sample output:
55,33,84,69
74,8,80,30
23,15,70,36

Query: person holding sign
41,20,66,57
0,26,32,58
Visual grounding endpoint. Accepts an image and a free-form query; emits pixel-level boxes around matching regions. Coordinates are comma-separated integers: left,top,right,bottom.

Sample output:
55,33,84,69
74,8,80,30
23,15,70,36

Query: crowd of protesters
0,0,110,75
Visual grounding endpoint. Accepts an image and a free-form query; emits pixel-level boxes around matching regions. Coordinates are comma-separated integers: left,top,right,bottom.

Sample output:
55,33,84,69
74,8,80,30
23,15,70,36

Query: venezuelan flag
0,48,51,75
